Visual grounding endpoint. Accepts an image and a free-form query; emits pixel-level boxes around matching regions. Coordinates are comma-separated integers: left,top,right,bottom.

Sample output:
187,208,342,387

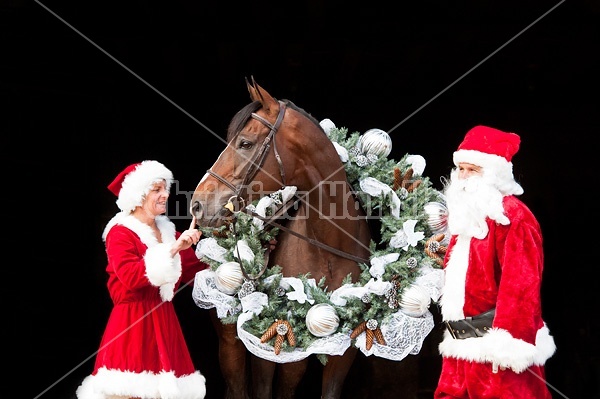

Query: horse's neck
273,197,369,290
288,186,371,255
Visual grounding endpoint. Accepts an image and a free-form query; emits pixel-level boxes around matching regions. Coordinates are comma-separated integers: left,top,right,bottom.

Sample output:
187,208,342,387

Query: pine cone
393,167,422,193
425,234,447,267
350,321,367,339
393,167,402,191
407,180,422,192
212,229,228,238
274,333,285,355
365,329,375,350
260,321,280,343
373,328,386,346
284,321,296,347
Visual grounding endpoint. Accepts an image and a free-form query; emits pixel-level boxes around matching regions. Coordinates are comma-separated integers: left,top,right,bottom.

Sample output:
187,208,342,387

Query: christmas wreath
192,120,447,364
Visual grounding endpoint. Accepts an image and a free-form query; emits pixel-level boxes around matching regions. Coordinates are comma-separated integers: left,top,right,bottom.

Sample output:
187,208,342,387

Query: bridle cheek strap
206,101,288,213
251,101,287,188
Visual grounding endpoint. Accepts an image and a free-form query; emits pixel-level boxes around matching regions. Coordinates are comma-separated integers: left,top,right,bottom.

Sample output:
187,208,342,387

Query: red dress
77,213,209,399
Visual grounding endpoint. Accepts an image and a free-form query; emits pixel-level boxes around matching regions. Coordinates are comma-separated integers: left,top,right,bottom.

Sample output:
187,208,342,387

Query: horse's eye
239,140,254,150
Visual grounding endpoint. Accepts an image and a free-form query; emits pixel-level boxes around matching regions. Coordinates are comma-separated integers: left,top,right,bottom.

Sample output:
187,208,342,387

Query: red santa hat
453,125,523,195
108,160,174,213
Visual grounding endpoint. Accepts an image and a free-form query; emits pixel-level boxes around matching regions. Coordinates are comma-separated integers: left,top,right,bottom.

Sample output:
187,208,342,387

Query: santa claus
434,126,556,399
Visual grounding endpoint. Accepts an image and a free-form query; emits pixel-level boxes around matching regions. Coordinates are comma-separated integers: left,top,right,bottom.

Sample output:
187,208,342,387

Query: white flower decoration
284,277,315,305
329,283,368,306
369,253,400,278
405,154,426,176
279,186,297,203
359,176,401,218
390,219,424,251
252,197,275,230
333,142,349,162
364,278,392,296
233,239,255,263
252,186,298,230
319,118,336,136
390,230,408,249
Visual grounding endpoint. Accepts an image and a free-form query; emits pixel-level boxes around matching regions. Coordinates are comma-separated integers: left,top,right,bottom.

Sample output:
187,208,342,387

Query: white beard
443,169,509,239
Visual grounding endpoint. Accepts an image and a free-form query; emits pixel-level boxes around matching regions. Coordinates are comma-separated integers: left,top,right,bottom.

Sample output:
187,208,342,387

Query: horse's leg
342,353,420,399
249,354,277,399
209,309,250,399
273,359,309,399
321,347,358,399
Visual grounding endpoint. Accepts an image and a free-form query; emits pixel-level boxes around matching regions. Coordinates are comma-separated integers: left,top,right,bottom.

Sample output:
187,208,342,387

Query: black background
5,0,599,398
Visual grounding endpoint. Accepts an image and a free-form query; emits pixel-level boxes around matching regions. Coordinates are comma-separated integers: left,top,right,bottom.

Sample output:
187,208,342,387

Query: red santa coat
435,196,556,398
76,213,208,399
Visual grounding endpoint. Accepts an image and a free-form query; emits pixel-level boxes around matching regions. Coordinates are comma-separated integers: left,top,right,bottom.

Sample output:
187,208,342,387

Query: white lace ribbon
236,309,352,364
354,310,434,361
192,269,241,318
195,237,228,263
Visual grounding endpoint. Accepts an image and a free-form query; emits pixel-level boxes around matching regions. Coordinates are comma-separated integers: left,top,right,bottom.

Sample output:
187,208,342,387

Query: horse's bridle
206,101,288,214
205,100,369,280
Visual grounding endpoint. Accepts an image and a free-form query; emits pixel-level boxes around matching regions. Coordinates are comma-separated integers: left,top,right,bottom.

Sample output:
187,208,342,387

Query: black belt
445,308,495,339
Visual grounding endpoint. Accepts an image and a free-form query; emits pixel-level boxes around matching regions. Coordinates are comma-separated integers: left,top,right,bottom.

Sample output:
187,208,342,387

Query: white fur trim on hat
453,149,512,174
453,150,524,196
116,160,173,213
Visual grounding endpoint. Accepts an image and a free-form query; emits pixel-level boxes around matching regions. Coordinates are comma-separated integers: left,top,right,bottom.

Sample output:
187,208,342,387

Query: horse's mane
226,99,325,143
282,99,323,132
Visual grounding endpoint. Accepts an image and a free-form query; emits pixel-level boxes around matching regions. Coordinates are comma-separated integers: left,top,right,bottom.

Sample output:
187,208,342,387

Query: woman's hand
171,217,202,256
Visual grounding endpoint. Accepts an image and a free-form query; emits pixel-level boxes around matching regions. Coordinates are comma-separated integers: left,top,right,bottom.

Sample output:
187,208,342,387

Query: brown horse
190,78,372,399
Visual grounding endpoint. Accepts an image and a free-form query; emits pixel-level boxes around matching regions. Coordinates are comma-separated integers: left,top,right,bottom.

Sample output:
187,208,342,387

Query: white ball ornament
214,261,245,295
305,303,340,337
358,128,392,158
399,284,431,317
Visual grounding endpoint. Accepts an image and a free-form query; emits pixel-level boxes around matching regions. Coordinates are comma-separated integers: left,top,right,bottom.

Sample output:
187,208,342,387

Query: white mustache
455,177,481,193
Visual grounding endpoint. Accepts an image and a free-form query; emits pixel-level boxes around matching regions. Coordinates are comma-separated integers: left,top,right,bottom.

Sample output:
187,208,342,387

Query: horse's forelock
226,100,325,143
227,101,262,142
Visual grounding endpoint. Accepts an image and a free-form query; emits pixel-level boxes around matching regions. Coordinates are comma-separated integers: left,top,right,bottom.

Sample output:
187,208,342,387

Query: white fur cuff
438,325,556,373
144,243,182,298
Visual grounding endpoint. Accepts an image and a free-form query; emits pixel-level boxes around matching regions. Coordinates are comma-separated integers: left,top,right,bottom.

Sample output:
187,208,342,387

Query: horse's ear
246,76,278,115
246,76,258,100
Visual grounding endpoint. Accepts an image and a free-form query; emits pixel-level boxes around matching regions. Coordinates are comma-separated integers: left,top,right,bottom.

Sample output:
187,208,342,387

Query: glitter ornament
366,319,378,330
406,257,418,268
237,280,256,299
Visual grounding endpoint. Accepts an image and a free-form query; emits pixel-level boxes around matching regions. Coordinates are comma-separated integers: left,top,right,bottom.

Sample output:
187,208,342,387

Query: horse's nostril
191,200,203,219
